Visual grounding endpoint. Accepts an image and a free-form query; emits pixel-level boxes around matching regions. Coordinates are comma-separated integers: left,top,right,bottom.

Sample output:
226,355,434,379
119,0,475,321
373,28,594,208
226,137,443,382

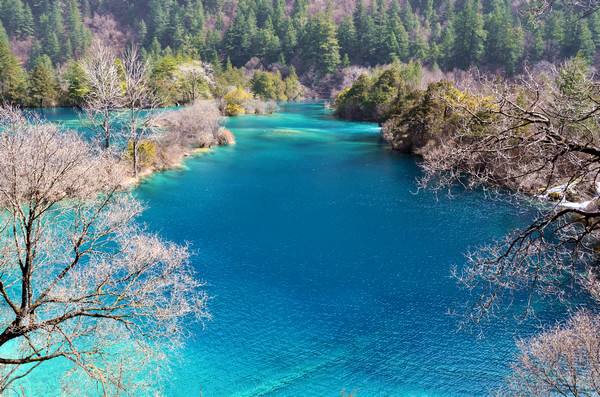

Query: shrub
223,88,253,116
126,139,157,168
250,70,286,101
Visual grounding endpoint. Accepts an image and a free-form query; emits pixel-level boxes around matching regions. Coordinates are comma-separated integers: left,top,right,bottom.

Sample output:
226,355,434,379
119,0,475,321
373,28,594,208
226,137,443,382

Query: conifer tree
577,20,596,61
400,0,417,32
451,0,486,69
0,22,26,104
136,19,148,46
303,13,340,74
29,55,58,107
485,0,524,74
66,0,89,57
337,16,356,63
64,60,89,106
545,11,566,61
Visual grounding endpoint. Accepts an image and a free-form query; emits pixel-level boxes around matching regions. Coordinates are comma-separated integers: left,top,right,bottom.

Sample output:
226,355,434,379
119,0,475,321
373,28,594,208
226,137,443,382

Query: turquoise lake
29,103,551,395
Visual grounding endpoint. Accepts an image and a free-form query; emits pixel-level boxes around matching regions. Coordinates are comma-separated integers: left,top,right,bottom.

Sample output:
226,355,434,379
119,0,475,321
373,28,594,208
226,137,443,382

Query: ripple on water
23,103,554,396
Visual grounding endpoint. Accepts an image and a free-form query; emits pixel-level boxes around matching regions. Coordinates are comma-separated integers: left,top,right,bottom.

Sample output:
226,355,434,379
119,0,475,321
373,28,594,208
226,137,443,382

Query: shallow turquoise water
22,103,549,396
132,103,545,396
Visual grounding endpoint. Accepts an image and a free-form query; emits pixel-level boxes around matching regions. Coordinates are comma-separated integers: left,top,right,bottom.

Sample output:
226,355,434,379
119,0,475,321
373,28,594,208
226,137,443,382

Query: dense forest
1,0,600,106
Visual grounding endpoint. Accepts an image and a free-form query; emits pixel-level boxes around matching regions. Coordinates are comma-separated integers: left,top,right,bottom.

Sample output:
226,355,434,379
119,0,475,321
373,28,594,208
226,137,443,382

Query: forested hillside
1,0,600,105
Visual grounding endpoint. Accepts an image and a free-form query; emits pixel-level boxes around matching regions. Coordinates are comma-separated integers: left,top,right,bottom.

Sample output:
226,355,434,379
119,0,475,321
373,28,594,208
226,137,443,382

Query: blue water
19,103,548,396
130,102,543,396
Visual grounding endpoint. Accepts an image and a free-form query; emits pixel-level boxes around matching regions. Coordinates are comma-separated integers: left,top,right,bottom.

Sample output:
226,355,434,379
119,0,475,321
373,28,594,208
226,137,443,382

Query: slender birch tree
82,42,124,149
122,47,158,178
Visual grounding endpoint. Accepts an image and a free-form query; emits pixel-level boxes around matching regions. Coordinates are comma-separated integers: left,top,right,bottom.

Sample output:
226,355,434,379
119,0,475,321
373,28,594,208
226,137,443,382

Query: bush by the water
334,63,494,153
149,100,232,169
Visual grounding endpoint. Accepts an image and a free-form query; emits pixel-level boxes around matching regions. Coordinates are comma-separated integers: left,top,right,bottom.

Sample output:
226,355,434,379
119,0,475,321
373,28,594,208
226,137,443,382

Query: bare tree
177,61,216,104
502,312,600,397
526,0,600,19
0,107,209,394
418,59,600,322
153,100,224,150
413,58,600,395
82,42,124,149
121,47,159,178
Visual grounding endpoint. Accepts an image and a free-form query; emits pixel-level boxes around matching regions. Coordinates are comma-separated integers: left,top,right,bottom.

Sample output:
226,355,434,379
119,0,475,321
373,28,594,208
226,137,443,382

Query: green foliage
337,70,497,152
485,0,524,74
63,60,89,106
300,12,340,75
334,62,422,122
284,67,303,101
214,63,248,98
1,0,600,106
557,55,592,100
28,55,58,107
250,70,286,101
0,21,27,104
223,87,252,116
150,55,211,106
127,139,157,169
1,0,33,38
451,0,487,69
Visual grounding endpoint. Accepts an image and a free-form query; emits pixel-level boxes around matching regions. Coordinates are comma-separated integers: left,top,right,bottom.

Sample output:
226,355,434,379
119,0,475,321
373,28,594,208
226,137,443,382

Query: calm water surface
31,103,549,396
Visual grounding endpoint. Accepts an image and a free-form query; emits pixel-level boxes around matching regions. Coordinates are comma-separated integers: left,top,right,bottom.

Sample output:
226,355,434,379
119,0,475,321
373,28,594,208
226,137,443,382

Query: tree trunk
103,117,110,149
132,140,138,178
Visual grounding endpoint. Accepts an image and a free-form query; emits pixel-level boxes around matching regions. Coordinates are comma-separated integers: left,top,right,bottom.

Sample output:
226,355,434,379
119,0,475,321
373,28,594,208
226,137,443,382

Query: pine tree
149,0,168,44
577,20,596,62
64,60,89,106
424,0,435,23
66,0,89,57
440,16,456,69
1,0,24,37
49,1,66,60
0,21,26,104
319,14,341,74
485,0,524,74
223,11,252,66
589,10,600,46
400,0,417,32
149,37,162,58
183,0,204,35
272,0,286,34
501,23,525,75
411,30,430,62
352,0,369,63
451,0,486,69
337,16,356,64
392,14,410,61
253,18,281,64
21,3,34,37
545,11,566,61
341,53,350,67
281,19,298,63
136,19,148,46
303,13,340,75
530,24,546,63
29,55,58,107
